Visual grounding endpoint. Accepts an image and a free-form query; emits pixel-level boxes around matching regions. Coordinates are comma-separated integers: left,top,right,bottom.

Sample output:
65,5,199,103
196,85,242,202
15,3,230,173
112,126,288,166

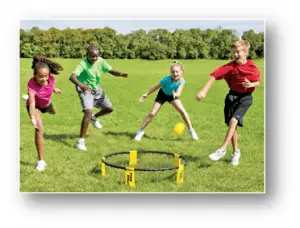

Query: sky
20,20,264,35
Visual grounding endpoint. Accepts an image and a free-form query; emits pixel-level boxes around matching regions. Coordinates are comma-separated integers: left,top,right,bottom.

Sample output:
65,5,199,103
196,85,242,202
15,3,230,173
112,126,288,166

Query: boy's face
232,46,247,64
87,50,99,65
35,68,50,86
171,65,183,81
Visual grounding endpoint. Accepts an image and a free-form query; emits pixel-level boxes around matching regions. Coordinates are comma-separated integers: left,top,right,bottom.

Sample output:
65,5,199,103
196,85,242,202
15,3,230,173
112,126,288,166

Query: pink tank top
26,75,55,108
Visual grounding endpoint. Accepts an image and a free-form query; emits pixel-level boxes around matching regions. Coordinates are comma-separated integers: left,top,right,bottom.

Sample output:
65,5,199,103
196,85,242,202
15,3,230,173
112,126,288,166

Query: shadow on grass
102,131,191,142
20,161,35,166
143,134,184,142
220,158,232,164
90,166,102,175
149,172,176,183
179,155,212,169
44,133,87,147
102,131,136,139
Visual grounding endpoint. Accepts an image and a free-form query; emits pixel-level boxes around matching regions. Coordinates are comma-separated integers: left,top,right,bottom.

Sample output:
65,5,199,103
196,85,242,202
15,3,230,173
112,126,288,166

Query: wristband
142,93,148,98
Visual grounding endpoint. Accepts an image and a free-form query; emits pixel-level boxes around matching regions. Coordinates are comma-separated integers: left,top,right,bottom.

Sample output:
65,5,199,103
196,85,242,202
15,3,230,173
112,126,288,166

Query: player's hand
139,96,146,102
139,93,147,102
31,116,38,129
172,90,179,99
242,78,253,88
53,88,62,94
79,83,91,94
196,89,207,101
121,72,128,78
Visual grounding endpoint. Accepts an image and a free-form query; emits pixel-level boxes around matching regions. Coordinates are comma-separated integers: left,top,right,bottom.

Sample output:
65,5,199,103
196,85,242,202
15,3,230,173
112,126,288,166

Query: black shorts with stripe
155,88,178,105
224,90,253,127
26,103,54,114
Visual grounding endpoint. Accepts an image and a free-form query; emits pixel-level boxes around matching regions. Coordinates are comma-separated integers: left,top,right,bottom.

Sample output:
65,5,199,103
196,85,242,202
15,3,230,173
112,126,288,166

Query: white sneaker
188,128,199,140
91,116,102,129
36,160,47,171
209,148,226,161
75,141,87,151
231,149,241,166
134,130,145,141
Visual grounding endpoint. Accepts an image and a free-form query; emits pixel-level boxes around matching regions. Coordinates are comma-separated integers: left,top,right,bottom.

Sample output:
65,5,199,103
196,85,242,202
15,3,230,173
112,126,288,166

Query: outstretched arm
196,76,215,101
28,91,38,128
109,69,128,78
139,83,161,102
53,88,62,94
172,83,184,99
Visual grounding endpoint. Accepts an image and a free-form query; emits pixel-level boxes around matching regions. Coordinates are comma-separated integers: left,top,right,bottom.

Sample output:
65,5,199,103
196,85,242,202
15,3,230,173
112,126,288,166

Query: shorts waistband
229,89,252,96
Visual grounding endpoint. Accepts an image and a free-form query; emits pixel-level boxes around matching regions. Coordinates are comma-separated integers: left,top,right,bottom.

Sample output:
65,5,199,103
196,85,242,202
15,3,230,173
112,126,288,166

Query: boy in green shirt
69,45,128,151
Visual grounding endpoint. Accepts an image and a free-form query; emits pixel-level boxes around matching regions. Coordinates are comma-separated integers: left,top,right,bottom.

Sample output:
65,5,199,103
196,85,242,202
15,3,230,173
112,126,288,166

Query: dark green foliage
20,27,264,60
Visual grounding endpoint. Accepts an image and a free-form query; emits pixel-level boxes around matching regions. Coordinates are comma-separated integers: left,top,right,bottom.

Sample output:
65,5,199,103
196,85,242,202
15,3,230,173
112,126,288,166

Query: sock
78,138,85,143
91,115,97,120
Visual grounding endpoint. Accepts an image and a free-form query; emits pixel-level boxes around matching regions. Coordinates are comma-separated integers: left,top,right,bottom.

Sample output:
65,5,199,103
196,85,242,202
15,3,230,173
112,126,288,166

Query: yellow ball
173,122,185,135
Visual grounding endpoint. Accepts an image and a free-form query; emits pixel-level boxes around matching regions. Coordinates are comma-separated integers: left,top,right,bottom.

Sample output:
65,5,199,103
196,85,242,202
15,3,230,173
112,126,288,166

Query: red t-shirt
210,60,260,93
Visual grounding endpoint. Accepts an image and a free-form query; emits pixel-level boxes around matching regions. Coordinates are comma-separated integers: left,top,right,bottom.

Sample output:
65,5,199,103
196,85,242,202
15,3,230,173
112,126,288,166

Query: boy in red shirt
196,40,260,166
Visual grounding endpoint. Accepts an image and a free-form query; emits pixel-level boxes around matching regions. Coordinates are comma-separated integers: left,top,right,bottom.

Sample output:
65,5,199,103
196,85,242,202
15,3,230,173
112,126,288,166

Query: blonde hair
171,60,184,72
232,40,251,55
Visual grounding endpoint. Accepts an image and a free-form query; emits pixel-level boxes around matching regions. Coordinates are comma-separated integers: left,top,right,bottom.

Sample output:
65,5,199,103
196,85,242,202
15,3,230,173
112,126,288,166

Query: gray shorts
76,85,112,111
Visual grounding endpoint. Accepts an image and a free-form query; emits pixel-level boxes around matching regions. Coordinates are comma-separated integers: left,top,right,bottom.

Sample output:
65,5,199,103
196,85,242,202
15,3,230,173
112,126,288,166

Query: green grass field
19,58,264,193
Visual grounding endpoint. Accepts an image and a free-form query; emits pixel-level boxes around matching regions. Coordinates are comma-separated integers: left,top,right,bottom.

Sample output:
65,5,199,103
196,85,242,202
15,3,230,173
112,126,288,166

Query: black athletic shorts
26,103,54,114
224,90,253,127
155,88,178,105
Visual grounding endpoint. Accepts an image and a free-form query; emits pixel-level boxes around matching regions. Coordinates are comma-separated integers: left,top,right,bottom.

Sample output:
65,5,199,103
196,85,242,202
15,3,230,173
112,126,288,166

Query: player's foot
188,128,199,140
91,115,102,129
209,148,226,161
75,141,87,151
36,160,47,171
134,130,145,141
231,149,241,166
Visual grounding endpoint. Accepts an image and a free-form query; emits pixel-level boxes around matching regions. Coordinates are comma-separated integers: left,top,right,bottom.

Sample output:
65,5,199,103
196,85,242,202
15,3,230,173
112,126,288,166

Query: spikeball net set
100,150,188,187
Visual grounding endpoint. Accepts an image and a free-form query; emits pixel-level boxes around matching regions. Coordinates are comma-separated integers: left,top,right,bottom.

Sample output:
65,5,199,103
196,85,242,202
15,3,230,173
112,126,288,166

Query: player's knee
35,127,43,135
229,117,238,126
106,107,114,113
149,112,156,118
84,109,92,119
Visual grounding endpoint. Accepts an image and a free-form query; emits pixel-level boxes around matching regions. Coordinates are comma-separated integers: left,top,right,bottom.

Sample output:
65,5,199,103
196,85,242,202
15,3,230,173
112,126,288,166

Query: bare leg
140,102,162,130
220,117,238,150
80,109,92,138
171,99,193,130
231,129,238,152
46,105,56,114
33,110,44,161
94,106,113,117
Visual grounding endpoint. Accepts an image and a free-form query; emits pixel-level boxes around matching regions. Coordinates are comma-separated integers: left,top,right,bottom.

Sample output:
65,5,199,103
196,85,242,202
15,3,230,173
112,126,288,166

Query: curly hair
31,55,64,75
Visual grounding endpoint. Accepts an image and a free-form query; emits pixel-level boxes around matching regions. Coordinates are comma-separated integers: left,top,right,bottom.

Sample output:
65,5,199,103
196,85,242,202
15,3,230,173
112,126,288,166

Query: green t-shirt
73,57,112,89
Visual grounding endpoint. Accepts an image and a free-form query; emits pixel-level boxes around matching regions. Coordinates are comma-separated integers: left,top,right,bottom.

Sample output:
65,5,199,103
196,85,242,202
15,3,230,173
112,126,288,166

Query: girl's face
35,68,50,86
87,50,99,65
171,65,183,81
232,46,247,64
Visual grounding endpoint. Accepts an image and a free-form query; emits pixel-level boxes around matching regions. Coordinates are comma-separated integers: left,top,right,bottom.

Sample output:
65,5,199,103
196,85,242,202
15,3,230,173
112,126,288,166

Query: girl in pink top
26,56,63,171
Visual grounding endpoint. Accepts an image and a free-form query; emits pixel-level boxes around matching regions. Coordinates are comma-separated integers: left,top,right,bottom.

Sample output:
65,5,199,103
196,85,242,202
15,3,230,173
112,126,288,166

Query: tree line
20,26,264,60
